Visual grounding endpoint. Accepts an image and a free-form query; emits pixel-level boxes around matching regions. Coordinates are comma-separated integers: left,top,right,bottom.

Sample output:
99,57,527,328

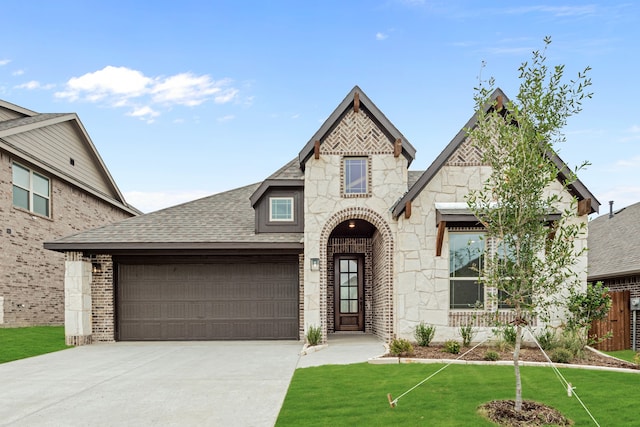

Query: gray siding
254,187,304,233
5,121,115,197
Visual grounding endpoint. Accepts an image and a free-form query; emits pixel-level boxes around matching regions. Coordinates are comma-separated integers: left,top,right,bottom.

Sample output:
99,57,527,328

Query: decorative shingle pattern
588,202,640,279
321,109,393,155
50,183,303,245
445,137,485,166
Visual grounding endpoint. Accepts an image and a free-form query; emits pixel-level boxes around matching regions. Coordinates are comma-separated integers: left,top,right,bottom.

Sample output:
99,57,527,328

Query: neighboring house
45,87,598,345
0,99,139,326
587,201,640,348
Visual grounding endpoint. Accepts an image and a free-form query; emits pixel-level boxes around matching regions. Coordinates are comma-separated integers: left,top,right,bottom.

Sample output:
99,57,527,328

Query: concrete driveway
0,341,302,427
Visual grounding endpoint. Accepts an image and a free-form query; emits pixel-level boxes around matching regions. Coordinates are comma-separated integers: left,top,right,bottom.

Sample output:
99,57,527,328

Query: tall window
12,163,50,217
343,157,367,194
449,232,484,309
269,197,294,221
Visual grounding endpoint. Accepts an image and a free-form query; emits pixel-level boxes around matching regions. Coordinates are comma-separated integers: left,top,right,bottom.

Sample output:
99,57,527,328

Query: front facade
0,100,138,326
46,87,598,345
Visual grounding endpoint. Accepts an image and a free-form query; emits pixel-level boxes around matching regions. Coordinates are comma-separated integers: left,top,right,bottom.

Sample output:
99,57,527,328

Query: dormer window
269,197,294,222
343,157,370,196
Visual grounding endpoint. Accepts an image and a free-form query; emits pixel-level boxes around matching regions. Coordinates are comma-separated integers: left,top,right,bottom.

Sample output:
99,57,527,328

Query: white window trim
12,162,51,217
269,197,294,222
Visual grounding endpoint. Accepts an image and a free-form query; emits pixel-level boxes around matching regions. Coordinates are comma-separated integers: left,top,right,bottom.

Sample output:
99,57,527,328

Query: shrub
550,348,572,364
389,338,414,357
414,322,436,347
443,340,461,354
459,322,476,347
535,328,558,351
634,352,640,367
483,350,500,361
306,325,321,346
502,325,517,347
557,329,586,360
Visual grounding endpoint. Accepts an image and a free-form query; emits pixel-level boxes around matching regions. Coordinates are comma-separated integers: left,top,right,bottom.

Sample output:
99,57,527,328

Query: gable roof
392,88,600,218
0,100,139,216
249,158,304,206
298,86,416,169
45,183,303,253
587,201,640,280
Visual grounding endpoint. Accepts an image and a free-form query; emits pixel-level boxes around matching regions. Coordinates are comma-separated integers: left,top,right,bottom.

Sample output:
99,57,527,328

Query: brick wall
0,152,134,326
91,254,115,342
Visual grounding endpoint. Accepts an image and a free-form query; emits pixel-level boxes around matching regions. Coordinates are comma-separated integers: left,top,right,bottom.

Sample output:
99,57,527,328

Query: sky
1,1,638,215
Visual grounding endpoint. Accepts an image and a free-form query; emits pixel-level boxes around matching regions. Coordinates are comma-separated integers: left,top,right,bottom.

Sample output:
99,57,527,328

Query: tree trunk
513,321,523,412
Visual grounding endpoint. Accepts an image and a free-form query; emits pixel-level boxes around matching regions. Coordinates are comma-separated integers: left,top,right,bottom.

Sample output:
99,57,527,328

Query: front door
334,255,364,331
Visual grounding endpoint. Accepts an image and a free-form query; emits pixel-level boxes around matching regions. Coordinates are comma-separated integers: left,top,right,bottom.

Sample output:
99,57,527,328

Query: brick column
64,252,92,345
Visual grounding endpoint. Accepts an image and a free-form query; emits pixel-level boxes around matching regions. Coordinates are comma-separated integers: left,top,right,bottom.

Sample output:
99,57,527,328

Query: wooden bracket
394,138,402,157
496,95,503,111
404,201,411,219
314,140,320,159
436,221,446,256
354,92,360,113
577,198,591,216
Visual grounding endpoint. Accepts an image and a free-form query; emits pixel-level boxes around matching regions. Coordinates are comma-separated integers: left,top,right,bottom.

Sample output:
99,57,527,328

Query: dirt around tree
478,400,572,426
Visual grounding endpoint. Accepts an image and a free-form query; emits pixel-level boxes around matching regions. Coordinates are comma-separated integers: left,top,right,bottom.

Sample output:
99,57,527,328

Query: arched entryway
319,208,394,342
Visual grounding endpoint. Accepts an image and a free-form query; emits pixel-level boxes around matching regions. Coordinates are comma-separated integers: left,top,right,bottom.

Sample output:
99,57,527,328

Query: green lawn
603,349,638,364
0,326,71,364
277,363,638,426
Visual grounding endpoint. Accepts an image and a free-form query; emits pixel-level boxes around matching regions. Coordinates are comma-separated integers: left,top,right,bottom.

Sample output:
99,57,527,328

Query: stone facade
0,152,134,326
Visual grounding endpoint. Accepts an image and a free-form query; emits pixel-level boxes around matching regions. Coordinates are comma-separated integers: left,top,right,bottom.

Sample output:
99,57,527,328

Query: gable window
449,232,484,309
12,163,50,217
269,197,294,222
343,157,368,195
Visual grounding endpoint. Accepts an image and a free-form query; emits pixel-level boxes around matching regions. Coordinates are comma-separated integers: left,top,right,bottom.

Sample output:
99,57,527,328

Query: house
587,201,640,348
44,86,598,345
0,99,139,327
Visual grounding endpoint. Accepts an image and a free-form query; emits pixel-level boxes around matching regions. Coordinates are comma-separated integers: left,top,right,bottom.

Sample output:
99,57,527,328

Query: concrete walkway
297,334,386,368
0,336,386,427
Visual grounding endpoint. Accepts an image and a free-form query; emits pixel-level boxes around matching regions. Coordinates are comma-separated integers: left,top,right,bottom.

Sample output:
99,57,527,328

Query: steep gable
299,86,416,168
0,101,138,215
392,88,599,218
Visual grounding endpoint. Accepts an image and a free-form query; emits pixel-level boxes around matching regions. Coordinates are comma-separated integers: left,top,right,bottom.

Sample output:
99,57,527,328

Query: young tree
466,37,592,412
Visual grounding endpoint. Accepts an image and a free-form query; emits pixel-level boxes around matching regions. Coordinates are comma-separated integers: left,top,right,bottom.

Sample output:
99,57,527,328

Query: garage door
116,260,299,340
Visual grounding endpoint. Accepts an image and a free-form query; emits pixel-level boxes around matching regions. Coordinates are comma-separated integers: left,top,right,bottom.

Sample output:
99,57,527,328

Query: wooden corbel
354,92,360,113
496,95,503,111
314,140,320,160
404,201,412,219
577,198,591,216
394,138,402,158
436,221,446,256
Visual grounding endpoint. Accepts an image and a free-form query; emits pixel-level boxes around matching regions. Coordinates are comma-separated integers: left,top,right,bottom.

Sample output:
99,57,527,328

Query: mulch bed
478,400,572,426
391,344,637,370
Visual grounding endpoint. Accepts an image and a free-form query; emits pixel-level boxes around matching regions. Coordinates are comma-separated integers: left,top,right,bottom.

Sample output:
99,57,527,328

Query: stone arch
319,207,394,342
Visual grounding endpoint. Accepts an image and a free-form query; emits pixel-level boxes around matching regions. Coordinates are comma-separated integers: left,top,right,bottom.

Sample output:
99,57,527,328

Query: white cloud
15,80,55,90
615,155,640,168
505,5,597,17
55,66,239,121
620,125,640,142
124,189,212,213
126,105,160,123
376,32,388,41
151,73,236,106
12,69,24,76
0,59,10,66
217,114,235,123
